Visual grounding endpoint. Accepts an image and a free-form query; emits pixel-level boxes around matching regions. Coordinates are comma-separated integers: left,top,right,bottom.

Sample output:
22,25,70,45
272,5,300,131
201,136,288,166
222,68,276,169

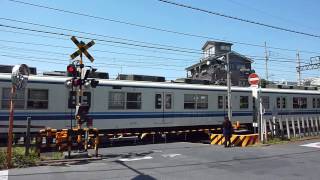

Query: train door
155,92,173,124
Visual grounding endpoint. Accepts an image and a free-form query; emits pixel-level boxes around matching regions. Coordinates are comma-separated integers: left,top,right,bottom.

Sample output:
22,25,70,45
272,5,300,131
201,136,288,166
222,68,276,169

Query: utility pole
226,52,232,121
296,51,301,86
264,42,269,81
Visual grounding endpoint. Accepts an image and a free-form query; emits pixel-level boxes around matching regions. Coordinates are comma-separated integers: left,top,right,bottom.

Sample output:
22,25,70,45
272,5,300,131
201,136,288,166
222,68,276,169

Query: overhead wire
5,0,320,55
157,0,320,39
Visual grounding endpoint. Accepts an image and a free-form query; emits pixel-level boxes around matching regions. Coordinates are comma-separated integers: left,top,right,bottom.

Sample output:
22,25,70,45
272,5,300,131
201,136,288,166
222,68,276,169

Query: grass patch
0,147,39,169
266,137,290,145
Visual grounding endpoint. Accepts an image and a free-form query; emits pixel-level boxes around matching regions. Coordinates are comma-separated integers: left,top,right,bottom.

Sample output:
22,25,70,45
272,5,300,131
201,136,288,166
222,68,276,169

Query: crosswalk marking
300,142,320,148
0,170,8,180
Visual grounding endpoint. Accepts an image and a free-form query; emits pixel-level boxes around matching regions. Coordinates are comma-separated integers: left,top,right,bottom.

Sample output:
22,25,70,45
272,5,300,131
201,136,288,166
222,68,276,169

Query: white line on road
118,156,153,162
0,170,8,180
300,142,320,148
162,154,181,158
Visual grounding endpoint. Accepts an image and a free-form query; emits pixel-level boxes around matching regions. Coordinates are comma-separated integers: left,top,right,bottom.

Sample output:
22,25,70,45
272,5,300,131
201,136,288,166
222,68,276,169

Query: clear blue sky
0,0,319,81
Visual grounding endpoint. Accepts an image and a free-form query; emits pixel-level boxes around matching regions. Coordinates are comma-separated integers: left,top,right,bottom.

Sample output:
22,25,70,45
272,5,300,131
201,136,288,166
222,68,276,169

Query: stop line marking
0,170,8,180
300,142,320,148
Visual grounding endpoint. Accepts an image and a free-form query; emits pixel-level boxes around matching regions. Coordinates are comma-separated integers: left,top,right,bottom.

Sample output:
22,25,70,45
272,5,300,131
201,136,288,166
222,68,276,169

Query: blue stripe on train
0,110,319,121
0,111,252,121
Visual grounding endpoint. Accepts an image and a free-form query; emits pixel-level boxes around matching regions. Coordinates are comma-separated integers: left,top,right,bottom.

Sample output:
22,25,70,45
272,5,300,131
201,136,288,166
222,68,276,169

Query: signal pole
296,51,301,86
264,42,269,81
226,52,232,121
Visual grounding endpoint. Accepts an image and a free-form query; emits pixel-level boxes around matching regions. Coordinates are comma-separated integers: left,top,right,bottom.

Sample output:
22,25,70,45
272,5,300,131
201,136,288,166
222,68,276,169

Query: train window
197,95,208,109
313,98,316,108
317,98,320,108
27,89,48,109
276,97,281,109
261,96,269,109
282,97,286,109
68,91,91,108
225,96,228,108
184,94,208,109
109,92,125,109
155,94,162,109
293,97,307,109
126,93,141,109
1,88,25,109
184,94,196,109
240,96,249,109
165,94,172,109
218,96,223,109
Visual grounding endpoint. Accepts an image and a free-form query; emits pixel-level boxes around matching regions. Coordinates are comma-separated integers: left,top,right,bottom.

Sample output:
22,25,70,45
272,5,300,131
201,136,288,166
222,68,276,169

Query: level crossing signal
70,36,95,62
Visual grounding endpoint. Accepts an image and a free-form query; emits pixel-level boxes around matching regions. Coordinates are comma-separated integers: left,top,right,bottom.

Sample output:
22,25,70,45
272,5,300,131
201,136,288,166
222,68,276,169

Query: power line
0,53,185,71
0,47,189,68
0,27,200,58
157,0,320,38
0,39,197,62
5,0,320,54
0,23,201,55
0,17,200,52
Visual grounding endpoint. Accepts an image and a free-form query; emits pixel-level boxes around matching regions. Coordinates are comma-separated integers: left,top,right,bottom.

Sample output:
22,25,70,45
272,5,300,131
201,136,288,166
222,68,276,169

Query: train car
1,73,320,137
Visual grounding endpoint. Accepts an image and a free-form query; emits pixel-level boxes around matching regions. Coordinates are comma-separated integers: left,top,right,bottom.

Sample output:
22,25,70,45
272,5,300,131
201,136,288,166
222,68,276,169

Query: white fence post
297,117,301,138
279,117,284,139
310,116,315,136
268,119,273,137
286,117,290,139
291,116,296,138
301,117,305,136
315,116,319,135
306,116,310,136
272,116,276,136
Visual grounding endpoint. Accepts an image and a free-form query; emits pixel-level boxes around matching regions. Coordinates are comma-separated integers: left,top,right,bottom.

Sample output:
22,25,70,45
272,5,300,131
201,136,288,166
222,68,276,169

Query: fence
263,115,320,140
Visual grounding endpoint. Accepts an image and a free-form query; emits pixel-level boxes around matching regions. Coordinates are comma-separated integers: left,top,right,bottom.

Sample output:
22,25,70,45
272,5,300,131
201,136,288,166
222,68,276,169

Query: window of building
261,96,269,109
126,93,141,109
1,88,25,109
240,96,249,109
27,89,48,109
109,92,125,109
165,94,172,109
293,97,307,109
155,94,162,109
184,94,208,109
218,96,223,109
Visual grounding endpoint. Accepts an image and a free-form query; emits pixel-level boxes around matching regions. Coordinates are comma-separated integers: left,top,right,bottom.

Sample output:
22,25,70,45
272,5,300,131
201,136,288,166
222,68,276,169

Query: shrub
12,147,39,168
0,149,6,170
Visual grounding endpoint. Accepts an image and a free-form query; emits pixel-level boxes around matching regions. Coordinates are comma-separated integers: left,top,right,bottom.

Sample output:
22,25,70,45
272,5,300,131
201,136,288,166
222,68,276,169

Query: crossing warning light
67,64,77,77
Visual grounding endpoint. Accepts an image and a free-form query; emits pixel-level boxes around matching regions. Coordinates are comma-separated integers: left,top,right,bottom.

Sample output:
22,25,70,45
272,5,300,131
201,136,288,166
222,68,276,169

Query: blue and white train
1,73,320,135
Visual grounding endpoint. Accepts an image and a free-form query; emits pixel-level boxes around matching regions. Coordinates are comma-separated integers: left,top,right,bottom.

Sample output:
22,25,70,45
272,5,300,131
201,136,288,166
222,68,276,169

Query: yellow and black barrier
209,133,259,147
37,128,99,156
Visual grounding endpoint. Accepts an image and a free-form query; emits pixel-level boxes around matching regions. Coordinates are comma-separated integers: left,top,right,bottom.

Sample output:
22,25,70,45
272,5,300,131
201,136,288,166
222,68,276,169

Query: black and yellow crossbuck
70,36,95,62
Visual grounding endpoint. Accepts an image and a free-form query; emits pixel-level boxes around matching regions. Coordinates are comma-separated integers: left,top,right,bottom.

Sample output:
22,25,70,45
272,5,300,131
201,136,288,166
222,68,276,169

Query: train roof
1,73,320,94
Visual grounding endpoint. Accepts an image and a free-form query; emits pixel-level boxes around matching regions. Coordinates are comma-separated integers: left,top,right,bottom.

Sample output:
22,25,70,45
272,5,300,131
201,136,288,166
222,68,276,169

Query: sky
0,0,319,82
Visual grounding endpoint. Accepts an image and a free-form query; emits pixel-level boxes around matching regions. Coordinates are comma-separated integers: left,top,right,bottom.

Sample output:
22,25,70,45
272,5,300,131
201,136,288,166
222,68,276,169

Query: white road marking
300,142,320,148
118,156,153,162
0,170,8,180
162,154,181,158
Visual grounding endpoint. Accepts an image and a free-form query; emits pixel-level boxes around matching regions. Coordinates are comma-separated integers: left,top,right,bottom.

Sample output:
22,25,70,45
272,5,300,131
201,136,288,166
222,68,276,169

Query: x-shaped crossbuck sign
70,36,95,62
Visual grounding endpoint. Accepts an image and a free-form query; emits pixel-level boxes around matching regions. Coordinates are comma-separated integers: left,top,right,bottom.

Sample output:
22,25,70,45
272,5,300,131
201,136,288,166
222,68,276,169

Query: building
186,41,253,86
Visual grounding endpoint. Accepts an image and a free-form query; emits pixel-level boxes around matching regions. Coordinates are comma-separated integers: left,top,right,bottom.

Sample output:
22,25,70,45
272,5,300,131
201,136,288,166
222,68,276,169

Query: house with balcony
186,41,253,87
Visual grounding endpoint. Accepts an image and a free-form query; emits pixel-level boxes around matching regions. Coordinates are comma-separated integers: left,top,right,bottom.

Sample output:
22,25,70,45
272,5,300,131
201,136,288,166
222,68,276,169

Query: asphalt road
2,139,320,180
